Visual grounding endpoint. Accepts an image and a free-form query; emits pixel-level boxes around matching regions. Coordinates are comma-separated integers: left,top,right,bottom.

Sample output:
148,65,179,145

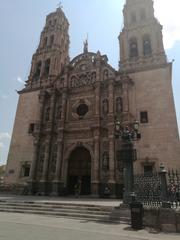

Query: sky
0,0,180,165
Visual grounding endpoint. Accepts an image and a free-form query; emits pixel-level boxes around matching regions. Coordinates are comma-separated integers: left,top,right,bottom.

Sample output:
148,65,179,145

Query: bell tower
117,0,180,172
26,7,70,89
119,0,167,70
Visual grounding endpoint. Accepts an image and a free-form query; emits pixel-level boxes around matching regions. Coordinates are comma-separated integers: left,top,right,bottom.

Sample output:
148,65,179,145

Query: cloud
17,76,25,84
0,142,5,149
0,133,11,141
0,133,11,165
0,133,11,152
154,0,180,49
1,94,8,99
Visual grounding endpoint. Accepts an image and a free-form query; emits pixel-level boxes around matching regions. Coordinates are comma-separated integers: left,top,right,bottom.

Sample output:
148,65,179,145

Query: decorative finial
83,35,88,53
57,1,63,9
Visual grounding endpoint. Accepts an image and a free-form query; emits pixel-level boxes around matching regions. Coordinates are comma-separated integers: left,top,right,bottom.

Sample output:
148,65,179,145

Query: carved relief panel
69,71,96,89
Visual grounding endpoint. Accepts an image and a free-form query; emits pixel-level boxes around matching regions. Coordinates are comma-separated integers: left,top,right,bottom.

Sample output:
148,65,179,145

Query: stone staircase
0,199,130,223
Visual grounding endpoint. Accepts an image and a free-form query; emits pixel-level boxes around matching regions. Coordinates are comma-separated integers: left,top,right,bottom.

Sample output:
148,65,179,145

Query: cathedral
5,0,180,197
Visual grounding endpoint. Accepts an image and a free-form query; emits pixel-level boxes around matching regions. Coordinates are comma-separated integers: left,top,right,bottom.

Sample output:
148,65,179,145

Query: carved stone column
51,138,63,195
107,79,116,196
108,81,114,114
29,139,39,181
49,90,56,122
56,90,67,193
39,137,51,195
95,83,100,116
91,129,100,196
109,137,115,182
108,131,116,196
54,139,63,180
28,91,45,194
61,90,67,121
122,79,129,113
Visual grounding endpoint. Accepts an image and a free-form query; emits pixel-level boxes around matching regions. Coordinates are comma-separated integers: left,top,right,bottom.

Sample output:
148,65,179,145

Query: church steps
0,200,113,209
0,200,130,223
0,201,112,212
0,204,110,216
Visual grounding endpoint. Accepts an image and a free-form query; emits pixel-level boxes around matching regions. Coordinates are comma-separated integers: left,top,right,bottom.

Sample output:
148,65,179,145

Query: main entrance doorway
67,147,91,195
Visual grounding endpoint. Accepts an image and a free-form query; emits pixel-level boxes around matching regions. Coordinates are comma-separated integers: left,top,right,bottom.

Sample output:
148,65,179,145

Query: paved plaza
0,194,179,240
0,212,179,240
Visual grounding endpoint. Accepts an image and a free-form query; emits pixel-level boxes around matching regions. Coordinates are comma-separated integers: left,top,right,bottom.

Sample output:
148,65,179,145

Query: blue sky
0,0,180,165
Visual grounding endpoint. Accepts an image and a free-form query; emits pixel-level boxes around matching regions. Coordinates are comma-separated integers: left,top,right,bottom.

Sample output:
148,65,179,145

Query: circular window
77,104,89,117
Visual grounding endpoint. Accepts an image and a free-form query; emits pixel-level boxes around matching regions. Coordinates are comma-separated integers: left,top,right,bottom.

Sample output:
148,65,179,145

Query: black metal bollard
130,201,143,230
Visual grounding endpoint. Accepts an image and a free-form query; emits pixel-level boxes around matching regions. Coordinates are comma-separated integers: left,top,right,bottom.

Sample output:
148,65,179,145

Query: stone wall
4,91,40,185
144,207,180,233
130,65,180,173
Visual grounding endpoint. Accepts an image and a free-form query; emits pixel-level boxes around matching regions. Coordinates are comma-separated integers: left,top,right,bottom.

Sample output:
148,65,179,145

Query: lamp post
115,120,141,204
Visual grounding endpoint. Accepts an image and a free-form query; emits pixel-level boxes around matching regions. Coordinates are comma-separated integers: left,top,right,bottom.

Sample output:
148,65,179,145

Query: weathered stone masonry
5,0,180,197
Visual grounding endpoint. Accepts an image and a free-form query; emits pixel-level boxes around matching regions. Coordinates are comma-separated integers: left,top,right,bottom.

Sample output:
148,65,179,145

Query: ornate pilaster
91,129,100,196
108,80,114,115
108,136,115,184
39,137,51,195
42,137,51,180
95,82,100,116
54,139,63,180
49,89,56,122
122,79,129,113
28,91,45,194
51,138,63,195
61,89,67,121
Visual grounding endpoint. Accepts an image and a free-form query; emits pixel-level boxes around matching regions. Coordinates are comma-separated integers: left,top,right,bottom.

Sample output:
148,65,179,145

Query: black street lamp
115,120,141,204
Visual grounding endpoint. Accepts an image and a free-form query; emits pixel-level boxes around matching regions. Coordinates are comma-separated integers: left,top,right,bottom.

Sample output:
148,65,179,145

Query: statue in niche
102,152,109,170
103,69,109,81
116,97,123,114
102,99,108,115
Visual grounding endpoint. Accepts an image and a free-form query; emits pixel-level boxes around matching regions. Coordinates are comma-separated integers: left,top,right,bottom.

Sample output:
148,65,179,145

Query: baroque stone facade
4,0,180,197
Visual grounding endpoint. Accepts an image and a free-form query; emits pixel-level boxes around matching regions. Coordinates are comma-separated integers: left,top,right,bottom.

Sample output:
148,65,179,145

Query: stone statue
83,39,88,53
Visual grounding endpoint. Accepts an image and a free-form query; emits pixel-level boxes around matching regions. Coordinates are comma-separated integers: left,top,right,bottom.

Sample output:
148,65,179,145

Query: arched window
44,59,51,76
35,61,42,79
102,99,109,115
129,38,138,58
54,19,57,25
143,36,152,56
50,35,54,46
131,12,136,23
43,37,48,47
116,97,123,114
